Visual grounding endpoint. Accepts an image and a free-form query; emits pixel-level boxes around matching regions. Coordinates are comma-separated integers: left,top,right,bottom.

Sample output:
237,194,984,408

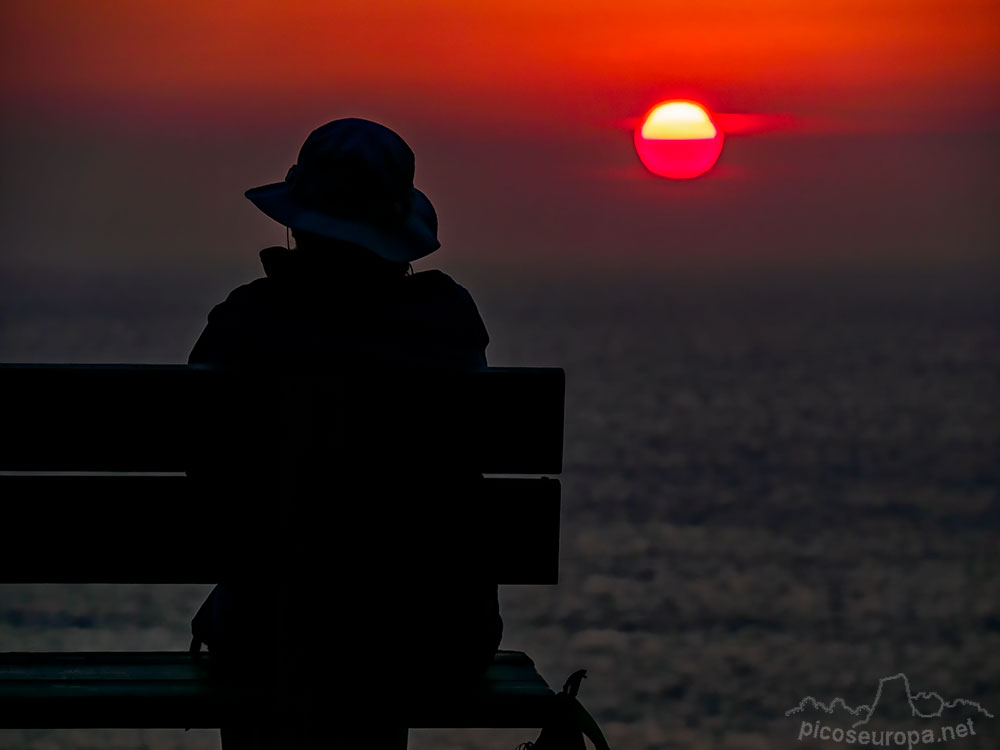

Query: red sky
4,0,999,130
1,0,998,287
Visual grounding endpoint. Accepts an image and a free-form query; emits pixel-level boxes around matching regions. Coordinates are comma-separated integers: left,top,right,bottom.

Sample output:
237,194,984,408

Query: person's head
244,117,440,267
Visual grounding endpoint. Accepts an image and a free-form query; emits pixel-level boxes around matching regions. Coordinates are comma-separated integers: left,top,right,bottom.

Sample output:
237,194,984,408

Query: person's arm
436,272,490,371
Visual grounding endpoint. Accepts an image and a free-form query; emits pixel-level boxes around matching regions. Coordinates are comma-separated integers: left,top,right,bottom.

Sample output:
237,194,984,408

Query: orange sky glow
3,0,999,134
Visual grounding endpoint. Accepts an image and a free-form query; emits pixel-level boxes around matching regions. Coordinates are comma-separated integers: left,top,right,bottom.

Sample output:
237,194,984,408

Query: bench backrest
0,364,564,585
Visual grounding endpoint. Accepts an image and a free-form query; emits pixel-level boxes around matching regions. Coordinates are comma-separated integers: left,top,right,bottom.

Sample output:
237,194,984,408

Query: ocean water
0,264,997,749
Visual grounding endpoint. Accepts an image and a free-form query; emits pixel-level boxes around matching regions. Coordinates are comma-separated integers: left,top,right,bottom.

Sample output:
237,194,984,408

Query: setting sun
635,100,724,179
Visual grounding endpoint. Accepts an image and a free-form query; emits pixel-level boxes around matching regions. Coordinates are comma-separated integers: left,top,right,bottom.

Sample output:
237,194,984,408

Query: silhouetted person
188,118,501,749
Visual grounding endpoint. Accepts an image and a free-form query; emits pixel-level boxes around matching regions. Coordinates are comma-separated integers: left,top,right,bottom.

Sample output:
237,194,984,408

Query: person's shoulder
408,268,460,287
225,277,272,301
207,278,273,320
407,269,477,302
405,269,489,353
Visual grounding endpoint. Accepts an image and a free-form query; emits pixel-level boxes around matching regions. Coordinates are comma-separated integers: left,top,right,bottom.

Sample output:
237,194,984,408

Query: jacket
188,246,502,680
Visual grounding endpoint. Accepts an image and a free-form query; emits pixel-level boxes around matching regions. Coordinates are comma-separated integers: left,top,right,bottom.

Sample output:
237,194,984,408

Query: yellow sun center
640,102,718,140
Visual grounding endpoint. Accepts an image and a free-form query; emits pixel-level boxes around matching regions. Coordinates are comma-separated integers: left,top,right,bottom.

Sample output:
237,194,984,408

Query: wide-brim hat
245,118,440,263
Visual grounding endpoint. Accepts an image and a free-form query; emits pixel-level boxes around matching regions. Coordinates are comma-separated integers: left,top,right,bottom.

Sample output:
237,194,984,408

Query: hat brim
245,182,440,263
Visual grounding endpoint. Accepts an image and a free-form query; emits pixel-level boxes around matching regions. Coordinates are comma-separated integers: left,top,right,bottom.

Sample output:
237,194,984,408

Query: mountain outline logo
786,673,995,729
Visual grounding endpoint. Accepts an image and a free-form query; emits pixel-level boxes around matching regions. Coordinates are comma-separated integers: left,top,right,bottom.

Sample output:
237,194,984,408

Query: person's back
188,118,501,748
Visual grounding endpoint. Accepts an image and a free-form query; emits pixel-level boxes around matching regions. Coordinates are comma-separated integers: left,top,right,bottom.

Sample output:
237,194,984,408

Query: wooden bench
0,364,565,740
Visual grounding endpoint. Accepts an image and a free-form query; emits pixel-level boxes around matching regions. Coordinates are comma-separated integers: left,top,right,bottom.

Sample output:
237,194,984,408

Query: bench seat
0,650,555,729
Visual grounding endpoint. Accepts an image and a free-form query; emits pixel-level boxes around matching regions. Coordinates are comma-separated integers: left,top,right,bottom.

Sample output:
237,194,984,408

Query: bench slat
0,476,560,584
0,650,555,729
0,365,565,475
